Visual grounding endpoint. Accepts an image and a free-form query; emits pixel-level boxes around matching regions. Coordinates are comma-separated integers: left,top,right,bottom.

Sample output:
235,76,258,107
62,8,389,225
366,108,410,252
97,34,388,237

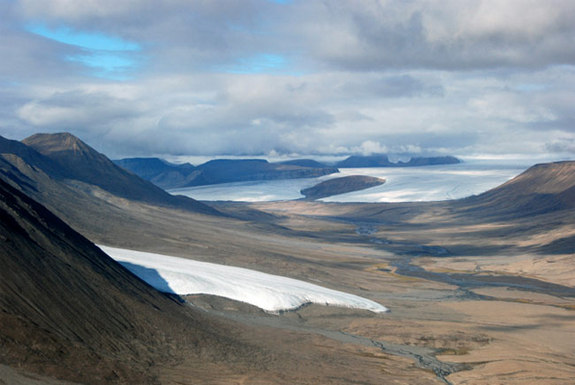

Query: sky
1,0,575,159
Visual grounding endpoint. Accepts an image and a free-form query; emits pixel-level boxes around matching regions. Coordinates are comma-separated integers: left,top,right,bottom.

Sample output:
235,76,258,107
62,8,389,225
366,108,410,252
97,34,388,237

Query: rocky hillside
0,177,235,384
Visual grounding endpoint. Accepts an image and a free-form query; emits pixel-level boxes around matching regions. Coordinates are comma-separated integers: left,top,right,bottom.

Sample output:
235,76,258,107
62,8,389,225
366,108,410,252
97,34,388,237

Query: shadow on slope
118,262,175,294
0,177,253,384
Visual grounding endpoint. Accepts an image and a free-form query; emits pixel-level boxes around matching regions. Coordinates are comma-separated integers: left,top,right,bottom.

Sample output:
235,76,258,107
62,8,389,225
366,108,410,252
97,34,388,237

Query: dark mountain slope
0,136,231,256
0,178,187,383
458,161,575,218
0,177,253,384
0,135,62,178
18,133,217,215
0,144,140,243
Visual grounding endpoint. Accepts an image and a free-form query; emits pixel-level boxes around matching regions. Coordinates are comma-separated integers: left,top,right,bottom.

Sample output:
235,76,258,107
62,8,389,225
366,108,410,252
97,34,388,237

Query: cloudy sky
1,0,575,158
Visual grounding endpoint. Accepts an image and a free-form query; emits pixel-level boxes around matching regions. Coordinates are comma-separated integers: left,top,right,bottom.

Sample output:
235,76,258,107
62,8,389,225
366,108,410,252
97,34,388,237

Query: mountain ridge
12,133,218,215
115,157,339,189
458,160,575,218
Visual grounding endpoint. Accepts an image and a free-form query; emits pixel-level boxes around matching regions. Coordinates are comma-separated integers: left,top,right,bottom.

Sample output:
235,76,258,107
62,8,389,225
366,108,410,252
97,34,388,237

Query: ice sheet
170,161,531,202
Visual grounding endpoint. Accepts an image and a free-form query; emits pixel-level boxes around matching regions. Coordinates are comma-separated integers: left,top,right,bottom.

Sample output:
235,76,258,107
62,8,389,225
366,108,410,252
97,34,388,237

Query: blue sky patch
26,23,140,51
66,52,138,80
26,23,141,80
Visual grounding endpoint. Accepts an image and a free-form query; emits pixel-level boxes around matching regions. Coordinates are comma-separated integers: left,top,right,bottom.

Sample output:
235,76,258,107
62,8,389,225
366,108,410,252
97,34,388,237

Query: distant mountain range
115,155,460,189
113,157,198,188
115,157,339,189
335,155,460,168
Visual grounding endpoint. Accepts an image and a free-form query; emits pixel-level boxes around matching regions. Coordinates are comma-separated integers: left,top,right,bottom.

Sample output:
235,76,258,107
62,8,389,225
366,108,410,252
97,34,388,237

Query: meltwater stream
391,258,575,298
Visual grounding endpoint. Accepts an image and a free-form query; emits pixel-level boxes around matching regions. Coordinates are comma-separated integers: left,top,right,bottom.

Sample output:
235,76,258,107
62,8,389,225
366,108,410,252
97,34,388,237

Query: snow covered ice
100,245,388,314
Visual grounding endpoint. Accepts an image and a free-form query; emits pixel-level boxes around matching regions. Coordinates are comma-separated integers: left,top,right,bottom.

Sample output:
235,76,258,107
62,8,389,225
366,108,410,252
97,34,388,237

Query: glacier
100,245,388,314
169,160,531,202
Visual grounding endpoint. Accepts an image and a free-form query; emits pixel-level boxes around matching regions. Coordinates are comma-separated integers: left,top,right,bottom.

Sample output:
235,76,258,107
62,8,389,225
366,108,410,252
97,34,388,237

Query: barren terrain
2,134,573,384
67,191,574,384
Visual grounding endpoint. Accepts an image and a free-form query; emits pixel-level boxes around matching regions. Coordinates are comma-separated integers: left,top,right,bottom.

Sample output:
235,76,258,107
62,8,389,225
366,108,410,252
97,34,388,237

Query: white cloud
1,0,574,158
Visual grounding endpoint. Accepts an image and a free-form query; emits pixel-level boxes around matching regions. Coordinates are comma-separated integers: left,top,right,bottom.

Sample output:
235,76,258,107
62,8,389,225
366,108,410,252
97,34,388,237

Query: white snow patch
100,245,388,314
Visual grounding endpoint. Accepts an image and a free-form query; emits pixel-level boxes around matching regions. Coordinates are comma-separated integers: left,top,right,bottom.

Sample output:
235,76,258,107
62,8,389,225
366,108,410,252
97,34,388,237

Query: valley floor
76,196,575,384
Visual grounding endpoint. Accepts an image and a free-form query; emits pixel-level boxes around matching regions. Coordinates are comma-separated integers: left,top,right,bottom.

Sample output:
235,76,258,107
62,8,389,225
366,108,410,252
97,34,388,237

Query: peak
17,133,219,215
23,132,94,157
24,132,81,143
27,132,77,139
24,132,83,145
